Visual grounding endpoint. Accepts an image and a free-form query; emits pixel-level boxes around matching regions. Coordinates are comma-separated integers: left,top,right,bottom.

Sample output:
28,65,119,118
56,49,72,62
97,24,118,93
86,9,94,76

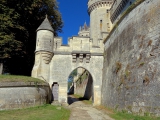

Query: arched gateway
32,0,113,106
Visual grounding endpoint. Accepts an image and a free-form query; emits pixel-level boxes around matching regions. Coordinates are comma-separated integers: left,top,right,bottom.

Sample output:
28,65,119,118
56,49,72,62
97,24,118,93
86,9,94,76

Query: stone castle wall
102,0,160,116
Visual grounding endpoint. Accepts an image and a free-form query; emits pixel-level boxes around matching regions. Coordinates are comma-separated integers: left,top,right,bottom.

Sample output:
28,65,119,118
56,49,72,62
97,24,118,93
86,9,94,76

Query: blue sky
57,0,90,44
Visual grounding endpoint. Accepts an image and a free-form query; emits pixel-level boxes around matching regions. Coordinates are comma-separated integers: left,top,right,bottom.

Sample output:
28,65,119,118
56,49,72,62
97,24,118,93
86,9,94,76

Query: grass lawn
0,104,70,120
0,75,46,83
96,106,160,120
110,111,160,120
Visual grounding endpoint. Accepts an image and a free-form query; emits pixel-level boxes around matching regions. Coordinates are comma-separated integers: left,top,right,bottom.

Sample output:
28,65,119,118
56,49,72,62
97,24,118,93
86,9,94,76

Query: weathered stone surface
0,82,50,110
103,0,160,116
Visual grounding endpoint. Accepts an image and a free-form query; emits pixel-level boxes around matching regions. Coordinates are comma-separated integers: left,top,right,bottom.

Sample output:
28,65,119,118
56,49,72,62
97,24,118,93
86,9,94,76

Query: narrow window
100,20,102,30
37,39,39,46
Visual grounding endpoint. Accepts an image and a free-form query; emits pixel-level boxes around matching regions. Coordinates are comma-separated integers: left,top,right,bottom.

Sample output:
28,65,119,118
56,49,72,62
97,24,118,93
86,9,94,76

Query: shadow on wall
75,72,93,102
83,74,93,101
68,85,74,95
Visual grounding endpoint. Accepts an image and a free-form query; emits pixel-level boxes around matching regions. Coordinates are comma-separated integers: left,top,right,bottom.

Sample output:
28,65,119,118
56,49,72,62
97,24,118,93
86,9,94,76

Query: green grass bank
0,104,70,120
0,75,46,83
96,106,160,120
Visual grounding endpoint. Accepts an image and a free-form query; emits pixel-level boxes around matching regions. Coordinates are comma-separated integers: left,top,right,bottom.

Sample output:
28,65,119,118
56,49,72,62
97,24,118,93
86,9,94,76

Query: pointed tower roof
37,15,54,32
84,21,87,30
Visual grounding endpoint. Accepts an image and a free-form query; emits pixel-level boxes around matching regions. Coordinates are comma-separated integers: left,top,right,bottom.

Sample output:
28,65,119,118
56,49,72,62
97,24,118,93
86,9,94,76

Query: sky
57,0,90,45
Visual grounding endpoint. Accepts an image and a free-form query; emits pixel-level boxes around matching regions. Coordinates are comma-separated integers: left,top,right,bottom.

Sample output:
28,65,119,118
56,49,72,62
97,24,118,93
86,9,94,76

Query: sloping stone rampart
102,0,160,116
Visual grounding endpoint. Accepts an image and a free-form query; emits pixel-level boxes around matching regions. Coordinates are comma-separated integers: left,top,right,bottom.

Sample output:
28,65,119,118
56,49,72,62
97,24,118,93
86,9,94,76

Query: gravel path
68,95,115,120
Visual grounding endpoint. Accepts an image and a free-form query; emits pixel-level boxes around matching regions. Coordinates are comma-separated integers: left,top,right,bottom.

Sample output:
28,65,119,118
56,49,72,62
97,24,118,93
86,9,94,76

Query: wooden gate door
52,83,59,101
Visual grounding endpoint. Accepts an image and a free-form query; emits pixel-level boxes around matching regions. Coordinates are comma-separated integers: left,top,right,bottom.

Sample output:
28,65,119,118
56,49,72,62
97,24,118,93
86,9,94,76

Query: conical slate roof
37,15,54,32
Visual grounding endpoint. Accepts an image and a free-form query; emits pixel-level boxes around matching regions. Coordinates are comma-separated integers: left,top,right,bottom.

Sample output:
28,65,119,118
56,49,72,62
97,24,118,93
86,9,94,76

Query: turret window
37,39,39,46
100,20,102,30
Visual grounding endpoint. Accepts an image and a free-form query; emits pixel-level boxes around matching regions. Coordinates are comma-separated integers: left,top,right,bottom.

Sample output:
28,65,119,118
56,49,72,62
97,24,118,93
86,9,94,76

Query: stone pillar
93,85,101,106
58,83,68,105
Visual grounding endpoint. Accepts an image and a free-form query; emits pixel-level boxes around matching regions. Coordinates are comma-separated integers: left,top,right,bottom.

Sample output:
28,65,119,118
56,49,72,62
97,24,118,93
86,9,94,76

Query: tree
70,69,77,78
0,0,25,58
0,0,63,75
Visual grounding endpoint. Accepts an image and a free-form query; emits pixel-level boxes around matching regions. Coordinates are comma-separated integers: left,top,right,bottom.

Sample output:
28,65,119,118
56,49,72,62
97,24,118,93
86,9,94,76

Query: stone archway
67,67,94,104
32,54,103,106
43,54,104,106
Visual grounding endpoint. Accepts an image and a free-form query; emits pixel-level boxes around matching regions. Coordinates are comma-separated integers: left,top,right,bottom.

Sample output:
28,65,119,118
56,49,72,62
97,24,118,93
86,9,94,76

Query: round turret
88,0,113,46
88,0,113,15
36,15,54,53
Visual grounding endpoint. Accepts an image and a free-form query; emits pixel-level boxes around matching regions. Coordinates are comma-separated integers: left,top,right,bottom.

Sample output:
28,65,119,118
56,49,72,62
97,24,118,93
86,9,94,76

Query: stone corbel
41,52,54,64
86,54,91,63
72,54,77,62
79,54,83,62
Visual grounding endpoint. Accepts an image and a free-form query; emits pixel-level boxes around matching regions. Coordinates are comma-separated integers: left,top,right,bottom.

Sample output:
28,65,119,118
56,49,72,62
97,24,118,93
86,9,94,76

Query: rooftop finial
79,26,82,31
84,21,87,30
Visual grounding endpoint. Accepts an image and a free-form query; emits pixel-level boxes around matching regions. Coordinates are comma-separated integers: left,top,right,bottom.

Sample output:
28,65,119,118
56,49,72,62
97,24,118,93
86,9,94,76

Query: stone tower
78,22,90,37
88,0,113,46
32,16,54,81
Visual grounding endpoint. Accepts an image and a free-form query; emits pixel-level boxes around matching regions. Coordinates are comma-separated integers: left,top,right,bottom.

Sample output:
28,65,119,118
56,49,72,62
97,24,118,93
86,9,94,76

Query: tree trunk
0,63,3,74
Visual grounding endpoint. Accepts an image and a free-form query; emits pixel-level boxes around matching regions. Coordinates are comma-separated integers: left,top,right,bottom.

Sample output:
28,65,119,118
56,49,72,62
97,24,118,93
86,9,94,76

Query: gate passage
52,83,59,101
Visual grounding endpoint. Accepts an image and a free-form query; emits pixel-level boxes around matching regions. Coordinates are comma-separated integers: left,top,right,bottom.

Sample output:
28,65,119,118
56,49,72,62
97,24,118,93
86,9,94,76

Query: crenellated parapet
110,0,136,23
88,0,113,15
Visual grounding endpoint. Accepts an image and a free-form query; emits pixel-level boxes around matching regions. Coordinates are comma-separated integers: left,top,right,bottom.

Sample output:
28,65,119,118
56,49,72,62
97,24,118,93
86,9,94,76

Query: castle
32,0,160,115
32,0,113,105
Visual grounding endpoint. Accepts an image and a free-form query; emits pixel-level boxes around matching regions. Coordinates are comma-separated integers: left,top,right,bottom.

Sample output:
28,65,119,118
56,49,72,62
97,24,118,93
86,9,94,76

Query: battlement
110,0,136,23
88,0,113,14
